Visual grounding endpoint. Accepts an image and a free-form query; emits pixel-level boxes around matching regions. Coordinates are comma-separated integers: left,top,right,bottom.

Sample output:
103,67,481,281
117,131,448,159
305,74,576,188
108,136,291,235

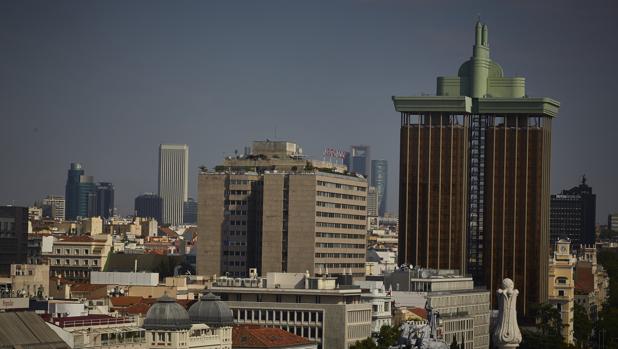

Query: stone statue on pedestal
493,278,522,348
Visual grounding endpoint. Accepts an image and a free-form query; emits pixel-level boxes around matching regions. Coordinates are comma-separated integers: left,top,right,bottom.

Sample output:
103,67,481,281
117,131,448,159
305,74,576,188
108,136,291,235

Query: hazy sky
1,1,617,222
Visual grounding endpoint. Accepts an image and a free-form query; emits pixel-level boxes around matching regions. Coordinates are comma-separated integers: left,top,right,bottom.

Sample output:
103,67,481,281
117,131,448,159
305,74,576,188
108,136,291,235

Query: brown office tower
197,141,367,278
393,22,559,315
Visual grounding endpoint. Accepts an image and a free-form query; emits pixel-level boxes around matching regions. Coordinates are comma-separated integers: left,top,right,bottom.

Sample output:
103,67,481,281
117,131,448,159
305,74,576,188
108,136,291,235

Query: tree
573,303,592,348
350,337,377,349
532,303,562,337
376,325,399,349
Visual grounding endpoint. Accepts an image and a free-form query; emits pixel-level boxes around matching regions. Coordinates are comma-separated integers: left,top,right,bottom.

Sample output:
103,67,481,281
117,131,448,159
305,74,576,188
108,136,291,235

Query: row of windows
316,222,366,230
226,190,249,195
229,179,252,185
228,210,248,216
228,230,247,236
316,242,365,249
315,263,365,268
55,248,90,255
317,191,366,201
229,220,247,226
223,260,246,267
316,232,365,240
54,259,98,266
233,308,324,324
0,221,15,233
315,253,365,259
225,200,248,206
225,240,247,247
316,211,366,221
223,251,246,256
316,201,366,211
317,180,366,192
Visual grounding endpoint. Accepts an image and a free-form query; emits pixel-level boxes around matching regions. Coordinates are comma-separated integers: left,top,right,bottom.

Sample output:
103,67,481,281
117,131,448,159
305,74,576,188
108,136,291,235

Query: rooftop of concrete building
42,314,136,328
0,312,70,349
232,325,313,348
211,272,362,295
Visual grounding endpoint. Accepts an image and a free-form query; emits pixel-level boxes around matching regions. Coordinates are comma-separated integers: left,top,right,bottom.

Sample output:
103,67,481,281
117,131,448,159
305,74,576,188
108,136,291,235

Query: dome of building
188,292,233,327
143,295,192,331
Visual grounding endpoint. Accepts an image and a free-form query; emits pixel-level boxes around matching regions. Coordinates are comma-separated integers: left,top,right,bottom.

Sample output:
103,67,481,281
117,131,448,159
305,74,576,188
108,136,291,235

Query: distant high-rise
367,186,378,217
65,163,96,220
95,182,115,219
550,176,596,248
609,213,618,232
158,144,189,225
393,22,559,315
183,198,198,224
345,145,371,179
135,193,163,223
371,160,388,216
42,195,65,220
0,206,28,276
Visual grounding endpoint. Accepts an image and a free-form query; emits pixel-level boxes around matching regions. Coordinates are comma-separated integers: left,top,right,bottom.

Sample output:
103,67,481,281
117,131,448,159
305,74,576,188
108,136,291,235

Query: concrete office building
393,22,559,315
550,176,596,248
65,163,97,220
158,144,189,225
135,193,163,223
0,206,28,276
385,268,490,349
608,213,618,232
210,272,372,349
367,187,378,217
197,141,367,278
42,195,65,221
370,160,388,216
96,182,115,219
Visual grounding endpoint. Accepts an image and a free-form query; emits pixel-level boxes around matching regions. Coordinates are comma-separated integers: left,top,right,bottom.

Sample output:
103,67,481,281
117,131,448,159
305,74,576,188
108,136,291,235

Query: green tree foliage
597,249,618,348
573,303,592,348
531,302,563,337
350,337,377,349
376,325,399,349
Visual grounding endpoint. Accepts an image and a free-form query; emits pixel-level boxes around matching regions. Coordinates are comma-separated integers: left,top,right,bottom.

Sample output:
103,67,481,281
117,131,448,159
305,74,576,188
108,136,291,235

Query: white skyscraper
158,144,189,225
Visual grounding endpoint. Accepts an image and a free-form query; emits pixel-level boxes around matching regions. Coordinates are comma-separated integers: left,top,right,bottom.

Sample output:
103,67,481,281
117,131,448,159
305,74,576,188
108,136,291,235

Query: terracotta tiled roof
110,296,144,307
408,307,427,319
123,303,151,315
58,235,95,242
159,227,178,238
233,325,313,348
575,263,594,294
70,283,107,292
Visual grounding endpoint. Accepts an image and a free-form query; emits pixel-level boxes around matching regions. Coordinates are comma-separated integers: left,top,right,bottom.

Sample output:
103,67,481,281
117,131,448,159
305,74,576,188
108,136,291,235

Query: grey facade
0,206,28,276
345,145,370,180
158,144,189,225
95,182,115,219
134,193,163,223
370,160,388,216
183,198,198,224
550,177,596,248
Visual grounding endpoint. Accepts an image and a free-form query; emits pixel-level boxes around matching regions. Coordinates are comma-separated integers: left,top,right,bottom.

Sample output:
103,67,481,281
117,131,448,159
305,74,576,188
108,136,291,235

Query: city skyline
1,1,618,222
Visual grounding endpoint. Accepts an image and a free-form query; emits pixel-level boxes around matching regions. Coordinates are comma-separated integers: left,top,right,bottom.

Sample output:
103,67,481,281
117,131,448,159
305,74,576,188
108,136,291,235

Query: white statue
493,278,522,348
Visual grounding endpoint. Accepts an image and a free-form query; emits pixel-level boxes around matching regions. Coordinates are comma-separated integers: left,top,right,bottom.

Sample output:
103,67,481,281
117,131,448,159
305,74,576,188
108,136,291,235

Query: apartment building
45,235,113,281
197,140,367,278
210,272,372,349
548,239,576,345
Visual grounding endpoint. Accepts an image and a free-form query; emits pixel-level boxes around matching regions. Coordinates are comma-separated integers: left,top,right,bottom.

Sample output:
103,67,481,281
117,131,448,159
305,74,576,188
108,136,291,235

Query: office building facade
183,198,198,224
608,213,618,232
345,145,371,179
393,22,559,315
95,182,115,219
370,160,388,216
135,193,163,223
66,163,97,220
0,206,28,276
550,177,596,248
42,195,65,221
197,141,367,278
158,144,189,225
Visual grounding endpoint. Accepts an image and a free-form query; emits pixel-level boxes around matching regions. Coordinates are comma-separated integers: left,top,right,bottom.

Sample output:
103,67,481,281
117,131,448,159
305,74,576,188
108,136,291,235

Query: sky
1,1,617,222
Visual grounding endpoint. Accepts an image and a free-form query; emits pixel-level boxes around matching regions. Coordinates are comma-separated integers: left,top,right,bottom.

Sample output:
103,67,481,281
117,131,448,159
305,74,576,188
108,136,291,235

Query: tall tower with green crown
393,21,559,315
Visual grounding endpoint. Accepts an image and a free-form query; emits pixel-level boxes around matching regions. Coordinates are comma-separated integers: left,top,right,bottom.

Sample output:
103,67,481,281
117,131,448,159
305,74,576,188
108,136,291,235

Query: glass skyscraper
371,160,388,216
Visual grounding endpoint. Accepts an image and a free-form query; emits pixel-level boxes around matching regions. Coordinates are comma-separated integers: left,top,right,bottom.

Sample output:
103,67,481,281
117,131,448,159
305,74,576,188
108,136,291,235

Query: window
56,249,61,254
74,249,80,255
84,249,89,255
65,249,71,254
